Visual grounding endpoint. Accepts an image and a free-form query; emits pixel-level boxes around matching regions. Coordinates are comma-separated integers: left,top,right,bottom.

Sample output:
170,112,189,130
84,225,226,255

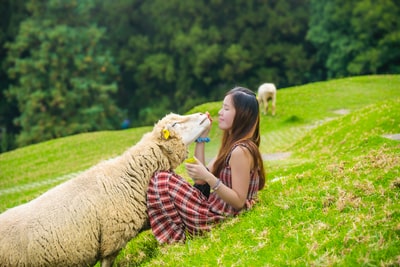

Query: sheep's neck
124,144,170,186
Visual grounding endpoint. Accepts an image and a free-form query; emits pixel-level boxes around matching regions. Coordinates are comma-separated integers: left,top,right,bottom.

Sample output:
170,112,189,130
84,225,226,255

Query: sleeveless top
207,143,260,216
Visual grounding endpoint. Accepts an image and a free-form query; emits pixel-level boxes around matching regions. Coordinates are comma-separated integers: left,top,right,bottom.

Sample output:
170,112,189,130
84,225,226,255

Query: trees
307,0,400,78
0,0,27,152
97,0,313,126
5,0,123,146
1,0,399,151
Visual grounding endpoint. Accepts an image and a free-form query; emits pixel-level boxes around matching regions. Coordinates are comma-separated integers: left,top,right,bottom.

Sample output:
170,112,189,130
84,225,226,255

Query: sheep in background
0,112,211,267
257,83,277,116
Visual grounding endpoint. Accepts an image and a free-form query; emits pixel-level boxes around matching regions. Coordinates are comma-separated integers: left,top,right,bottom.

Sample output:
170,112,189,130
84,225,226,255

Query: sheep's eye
172,122,179,127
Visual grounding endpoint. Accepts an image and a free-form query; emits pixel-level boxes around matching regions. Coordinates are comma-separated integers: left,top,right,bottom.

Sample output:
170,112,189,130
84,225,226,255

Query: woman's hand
200,111,212,138
185,156,212,184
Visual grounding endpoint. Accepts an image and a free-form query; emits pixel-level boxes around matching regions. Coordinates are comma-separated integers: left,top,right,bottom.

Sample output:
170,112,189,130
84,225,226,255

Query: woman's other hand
200,111,212,137
185,156,212,184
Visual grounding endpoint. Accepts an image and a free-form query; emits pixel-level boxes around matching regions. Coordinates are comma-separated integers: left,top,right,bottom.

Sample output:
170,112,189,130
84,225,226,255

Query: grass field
0,75,399,266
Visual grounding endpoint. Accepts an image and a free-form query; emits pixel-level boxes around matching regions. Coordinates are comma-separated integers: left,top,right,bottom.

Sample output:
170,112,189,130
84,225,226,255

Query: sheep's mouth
200,117,208,125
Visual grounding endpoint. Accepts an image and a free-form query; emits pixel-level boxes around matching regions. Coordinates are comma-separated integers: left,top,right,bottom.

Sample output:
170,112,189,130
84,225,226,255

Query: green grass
0,75,399,266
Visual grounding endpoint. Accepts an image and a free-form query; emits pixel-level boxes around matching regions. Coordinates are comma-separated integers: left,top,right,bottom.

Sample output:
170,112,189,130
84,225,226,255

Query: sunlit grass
0,127,150,211
0,75,399,266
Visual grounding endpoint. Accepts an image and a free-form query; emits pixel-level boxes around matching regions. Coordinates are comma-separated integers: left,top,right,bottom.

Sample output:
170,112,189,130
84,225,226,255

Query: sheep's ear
162,128,170,140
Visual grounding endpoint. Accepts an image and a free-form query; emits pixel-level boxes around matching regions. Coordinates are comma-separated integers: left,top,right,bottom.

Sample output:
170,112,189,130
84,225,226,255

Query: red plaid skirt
146,171,227,244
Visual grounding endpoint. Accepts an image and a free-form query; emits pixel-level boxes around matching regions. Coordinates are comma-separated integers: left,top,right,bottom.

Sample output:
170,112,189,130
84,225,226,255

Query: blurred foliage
4,0,123,147
307,0,400,78
0,0,399,151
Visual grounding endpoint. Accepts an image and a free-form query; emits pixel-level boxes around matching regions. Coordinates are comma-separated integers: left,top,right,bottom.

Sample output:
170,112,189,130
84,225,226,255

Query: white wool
257,83,277,116
0,112,210,267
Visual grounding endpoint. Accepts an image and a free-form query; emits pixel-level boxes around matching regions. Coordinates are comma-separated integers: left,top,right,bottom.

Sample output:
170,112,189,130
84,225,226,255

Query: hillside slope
0,75,399,266
135,96,399,267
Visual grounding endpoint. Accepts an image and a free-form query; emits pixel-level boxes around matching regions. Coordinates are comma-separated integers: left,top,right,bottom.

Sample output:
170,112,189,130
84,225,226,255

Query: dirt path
0,172,82,197
5,109,395,197
383,134,400,141
263,152,292,161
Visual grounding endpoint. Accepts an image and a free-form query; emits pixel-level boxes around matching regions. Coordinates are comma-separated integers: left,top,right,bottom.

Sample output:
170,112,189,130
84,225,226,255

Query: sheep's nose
206,112,212,122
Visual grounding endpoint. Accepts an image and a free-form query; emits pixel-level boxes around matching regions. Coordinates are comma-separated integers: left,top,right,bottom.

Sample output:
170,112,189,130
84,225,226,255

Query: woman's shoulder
231,143,251,156
232,140,258,152
227,141,255,161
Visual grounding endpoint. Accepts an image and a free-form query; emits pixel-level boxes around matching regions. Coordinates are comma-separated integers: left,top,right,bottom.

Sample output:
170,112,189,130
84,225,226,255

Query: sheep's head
152,113,211,169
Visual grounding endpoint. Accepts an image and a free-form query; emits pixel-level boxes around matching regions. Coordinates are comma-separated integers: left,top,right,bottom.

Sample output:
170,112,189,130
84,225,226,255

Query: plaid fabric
146,143,260,244
208,143,260,215
146,171,225,244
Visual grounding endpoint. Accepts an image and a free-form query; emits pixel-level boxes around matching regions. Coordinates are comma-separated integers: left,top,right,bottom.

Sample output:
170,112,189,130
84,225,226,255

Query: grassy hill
0,75,399,266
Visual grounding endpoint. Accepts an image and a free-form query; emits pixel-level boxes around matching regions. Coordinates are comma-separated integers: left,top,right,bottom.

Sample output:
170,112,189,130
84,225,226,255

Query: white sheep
0,112,211,267
257,83,277,116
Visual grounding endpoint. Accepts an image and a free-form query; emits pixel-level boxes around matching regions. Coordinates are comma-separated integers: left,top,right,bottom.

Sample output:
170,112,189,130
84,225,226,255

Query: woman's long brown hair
212,87,266,190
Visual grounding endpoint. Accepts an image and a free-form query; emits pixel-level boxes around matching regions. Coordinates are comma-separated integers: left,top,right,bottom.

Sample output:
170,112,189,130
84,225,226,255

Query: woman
146,86,266,244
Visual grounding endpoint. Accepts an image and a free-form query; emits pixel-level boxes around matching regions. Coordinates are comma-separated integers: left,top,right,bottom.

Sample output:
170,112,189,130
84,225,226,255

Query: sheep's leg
139,218,151,232
258,97,265,115
101,252,118,267
271,102,276,116
271,95,276,116
260,101,265,115
263,99,268,115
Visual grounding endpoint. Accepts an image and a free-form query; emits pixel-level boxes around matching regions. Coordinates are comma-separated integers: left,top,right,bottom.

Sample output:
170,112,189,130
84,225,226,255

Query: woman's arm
209,146,251,209
194,142,206,165
193,142,208,186
186,146,252,210
193,115,212,183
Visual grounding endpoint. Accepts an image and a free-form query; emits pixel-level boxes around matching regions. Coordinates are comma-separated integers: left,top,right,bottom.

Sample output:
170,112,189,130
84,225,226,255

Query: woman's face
218,94,236,131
